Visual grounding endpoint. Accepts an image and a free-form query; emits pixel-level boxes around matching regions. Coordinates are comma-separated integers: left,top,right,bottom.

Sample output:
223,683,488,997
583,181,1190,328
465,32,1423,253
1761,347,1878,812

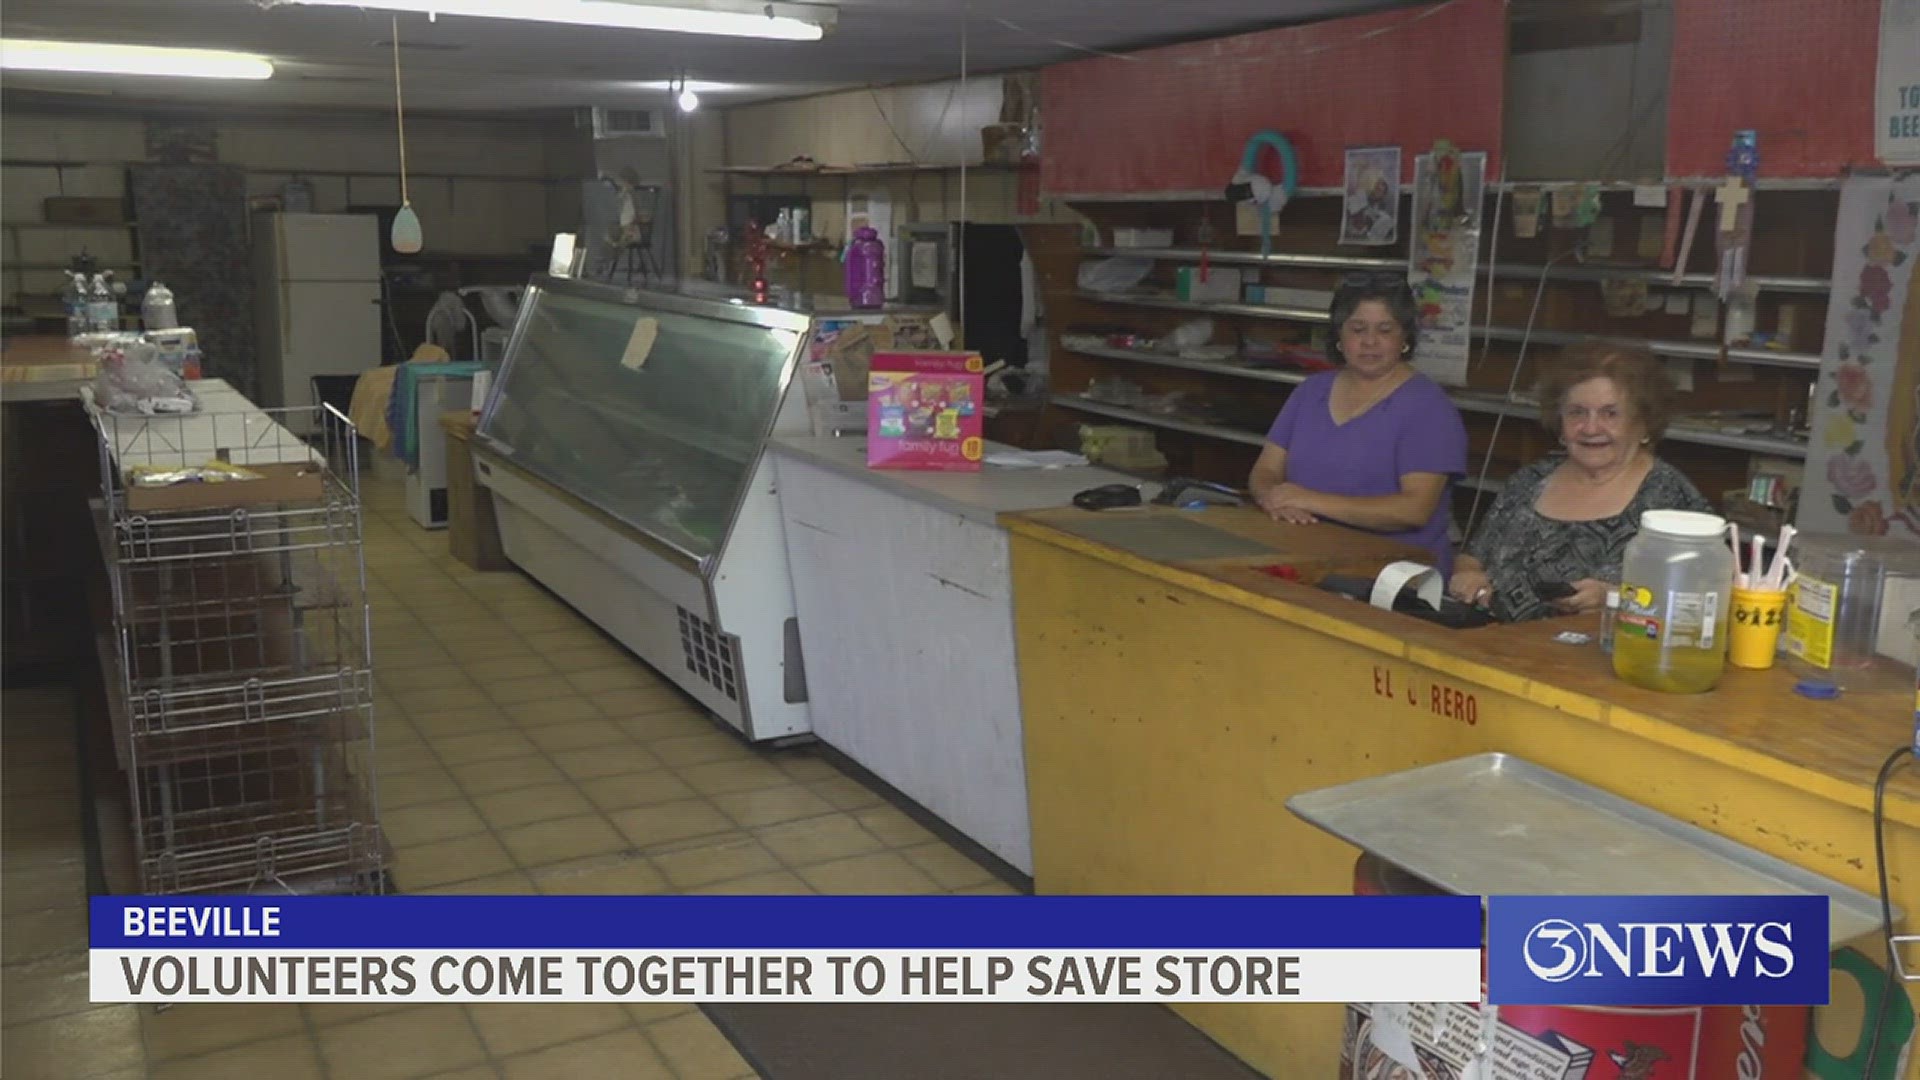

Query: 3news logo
1486,896,1830,1006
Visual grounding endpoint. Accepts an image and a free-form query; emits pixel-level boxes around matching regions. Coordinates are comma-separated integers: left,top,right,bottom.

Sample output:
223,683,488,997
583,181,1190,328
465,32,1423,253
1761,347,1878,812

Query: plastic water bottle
64,273,88,338
87,274,118,332
141,281,178,330
846,227,885,310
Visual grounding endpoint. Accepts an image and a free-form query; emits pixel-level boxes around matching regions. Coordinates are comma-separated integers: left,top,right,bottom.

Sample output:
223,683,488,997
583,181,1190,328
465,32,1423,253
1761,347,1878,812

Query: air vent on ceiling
591,107,666,140
677,607,740,702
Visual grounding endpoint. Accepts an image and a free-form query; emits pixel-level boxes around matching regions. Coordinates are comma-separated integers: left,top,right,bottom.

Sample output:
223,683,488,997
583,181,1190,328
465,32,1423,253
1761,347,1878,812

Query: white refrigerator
251,212,383,427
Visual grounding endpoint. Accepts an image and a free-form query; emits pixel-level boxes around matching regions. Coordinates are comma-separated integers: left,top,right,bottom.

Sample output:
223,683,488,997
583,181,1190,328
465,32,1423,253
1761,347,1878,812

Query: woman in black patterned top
1447,344,1713,623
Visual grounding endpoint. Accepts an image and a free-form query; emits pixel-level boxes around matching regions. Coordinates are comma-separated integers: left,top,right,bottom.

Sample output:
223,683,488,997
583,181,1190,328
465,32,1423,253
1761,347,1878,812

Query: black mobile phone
1532,580,1577,602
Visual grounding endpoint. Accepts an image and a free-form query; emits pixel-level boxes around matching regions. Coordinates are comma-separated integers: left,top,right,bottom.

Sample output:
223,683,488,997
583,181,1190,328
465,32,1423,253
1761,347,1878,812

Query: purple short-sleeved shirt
1265,370,1469,576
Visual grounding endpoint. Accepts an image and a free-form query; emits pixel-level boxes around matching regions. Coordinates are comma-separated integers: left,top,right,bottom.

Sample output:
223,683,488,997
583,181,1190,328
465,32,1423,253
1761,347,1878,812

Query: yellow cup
1728,587,1790,669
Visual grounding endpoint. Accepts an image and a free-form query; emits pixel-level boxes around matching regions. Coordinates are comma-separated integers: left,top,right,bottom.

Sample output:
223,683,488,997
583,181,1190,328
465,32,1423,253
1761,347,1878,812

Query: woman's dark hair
1327,272,1419,364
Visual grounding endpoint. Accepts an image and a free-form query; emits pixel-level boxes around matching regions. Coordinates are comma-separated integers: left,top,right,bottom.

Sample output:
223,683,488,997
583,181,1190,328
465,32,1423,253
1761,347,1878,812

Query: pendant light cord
392,16,410,206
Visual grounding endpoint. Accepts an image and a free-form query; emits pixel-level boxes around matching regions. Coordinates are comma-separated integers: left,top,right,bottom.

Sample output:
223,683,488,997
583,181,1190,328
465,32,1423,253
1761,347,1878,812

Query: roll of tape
1370,560,1443,612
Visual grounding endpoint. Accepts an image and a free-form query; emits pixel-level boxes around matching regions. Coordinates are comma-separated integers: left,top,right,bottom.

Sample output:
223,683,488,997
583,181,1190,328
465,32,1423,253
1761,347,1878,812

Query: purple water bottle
846,227,885,309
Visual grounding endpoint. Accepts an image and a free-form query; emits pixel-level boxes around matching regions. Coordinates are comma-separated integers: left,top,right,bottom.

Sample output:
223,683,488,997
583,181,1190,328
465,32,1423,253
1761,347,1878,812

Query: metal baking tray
1287,752,1891,948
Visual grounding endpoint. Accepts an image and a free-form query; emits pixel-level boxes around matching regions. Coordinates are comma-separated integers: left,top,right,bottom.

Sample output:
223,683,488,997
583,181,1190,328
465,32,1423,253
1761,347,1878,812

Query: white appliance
405,372,476,530
251,212,383,430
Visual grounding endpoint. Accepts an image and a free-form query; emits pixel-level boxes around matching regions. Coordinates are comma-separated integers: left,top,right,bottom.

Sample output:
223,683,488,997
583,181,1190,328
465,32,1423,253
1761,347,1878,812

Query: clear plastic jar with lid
1613,509,1735,694
1784,534,1920,692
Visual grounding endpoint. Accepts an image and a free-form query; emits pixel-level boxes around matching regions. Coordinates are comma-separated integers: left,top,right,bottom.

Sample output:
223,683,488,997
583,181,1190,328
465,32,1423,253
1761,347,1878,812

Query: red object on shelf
1666,0,1878,177
1254,564,1301,581
1038,0,1505,197
1347,855,1812,1080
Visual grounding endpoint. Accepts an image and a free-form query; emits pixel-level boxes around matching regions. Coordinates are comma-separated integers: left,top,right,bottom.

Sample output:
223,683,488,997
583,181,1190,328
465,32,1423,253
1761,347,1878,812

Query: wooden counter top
1003,505,1920,825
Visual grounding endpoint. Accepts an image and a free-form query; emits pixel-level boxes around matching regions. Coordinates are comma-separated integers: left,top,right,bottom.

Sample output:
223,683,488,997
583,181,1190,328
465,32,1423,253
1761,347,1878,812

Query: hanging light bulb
389,18,424,254
676,84,699,112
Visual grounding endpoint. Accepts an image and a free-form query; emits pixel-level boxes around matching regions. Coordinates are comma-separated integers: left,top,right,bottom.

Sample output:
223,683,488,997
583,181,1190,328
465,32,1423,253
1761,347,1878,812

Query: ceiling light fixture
0,39,275,79
677,86,699,112
271,0,834,41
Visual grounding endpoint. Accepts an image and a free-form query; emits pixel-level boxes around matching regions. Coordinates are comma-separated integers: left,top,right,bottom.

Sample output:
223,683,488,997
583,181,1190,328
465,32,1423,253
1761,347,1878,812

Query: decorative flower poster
1801,172,1920,540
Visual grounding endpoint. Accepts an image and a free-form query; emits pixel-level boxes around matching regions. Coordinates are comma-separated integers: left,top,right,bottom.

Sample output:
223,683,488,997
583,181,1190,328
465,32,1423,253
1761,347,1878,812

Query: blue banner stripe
89,896,1482,950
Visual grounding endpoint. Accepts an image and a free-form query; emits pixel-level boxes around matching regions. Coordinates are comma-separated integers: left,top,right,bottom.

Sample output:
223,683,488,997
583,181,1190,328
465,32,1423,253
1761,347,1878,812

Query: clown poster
1406,147,1486,387
1801,172,1920,541
1342,146,1402,246
866,351,985,472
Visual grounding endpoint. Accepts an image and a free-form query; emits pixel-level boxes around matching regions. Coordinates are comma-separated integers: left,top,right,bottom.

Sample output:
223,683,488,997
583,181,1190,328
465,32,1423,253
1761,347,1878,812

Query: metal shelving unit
1076,289,1820,370
1049,392,1267,447
1058,346,1808,460
1083,246,1830,294
86,383,386,896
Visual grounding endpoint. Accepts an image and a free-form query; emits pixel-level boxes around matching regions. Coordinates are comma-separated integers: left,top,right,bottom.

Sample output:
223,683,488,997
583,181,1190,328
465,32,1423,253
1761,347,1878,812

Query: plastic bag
93,343,198,415
127,461,264,488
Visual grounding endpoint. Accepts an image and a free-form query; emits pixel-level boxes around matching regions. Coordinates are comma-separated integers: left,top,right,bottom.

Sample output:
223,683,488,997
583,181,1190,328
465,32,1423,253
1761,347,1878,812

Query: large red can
1343,854,1811,1080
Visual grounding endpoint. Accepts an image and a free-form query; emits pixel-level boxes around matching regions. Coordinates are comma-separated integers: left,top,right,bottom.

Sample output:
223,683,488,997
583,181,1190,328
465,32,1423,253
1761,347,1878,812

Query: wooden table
1001,505,1920,1079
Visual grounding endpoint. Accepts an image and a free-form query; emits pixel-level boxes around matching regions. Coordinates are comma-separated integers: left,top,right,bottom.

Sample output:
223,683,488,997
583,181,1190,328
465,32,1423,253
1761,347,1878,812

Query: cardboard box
124,461,325,514
867,351,985,472
44,196,128,226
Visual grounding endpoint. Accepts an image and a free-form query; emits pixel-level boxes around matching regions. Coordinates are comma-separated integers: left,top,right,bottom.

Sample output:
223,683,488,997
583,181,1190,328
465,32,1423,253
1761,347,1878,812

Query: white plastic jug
1613,509,1735,693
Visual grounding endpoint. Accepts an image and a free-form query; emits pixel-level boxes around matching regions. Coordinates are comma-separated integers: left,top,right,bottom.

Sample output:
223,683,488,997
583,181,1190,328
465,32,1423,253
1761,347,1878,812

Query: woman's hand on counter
1551,578,1612,615
1257,483,1321,525
1448,568,1493,608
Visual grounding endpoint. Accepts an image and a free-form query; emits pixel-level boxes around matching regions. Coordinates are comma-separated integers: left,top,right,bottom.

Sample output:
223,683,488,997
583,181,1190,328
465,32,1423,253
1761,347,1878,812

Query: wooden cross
1716,178,1750,232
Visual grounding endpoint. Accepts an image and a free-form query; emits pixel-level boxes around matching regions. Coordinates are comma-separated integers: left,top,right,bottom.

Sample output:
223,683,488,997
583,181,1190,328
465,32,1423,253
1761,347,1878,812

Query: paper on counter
1371,561,1444,611
984,449,1089,469
621,318,659,370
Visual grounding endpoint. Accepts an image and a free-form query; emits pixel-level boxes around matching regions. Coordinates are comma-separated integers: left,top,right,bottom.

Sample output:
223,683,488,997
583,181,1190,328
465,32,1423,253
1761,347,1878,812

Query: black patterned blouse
1462,453,1713,623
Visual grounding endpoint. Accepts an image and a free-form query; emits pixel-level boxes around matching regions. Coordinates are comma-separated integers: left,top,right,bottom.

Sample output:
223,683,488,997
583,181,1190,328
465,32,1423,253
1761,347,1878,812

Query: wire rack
87,390,387,896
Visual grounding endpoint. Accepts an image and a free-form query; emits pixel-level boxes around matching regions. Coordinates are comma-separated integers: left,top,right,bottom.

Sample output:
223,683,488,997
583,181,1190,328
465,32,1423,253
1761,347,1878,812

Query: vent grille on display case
677,607,739,701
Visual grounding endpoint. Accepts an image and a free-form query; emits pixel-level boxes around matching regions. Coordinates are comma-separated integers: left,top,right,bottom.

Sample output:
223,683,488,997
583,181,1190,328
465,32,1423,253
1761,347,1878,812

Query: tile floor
2,468,1018,1079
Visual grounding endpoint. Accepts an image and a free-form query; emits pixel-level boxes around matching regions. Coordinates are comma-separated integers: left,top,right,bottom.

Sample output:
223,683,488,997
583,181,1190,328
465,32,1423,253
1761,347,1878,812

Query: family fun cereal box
867,351,985,472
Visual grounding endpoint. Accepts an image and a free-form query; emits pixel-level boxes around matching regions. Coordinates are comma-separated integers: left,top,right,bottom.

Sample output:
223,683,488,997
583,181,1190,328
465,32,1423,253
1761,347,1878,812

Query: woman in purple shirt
1246,273,1469,575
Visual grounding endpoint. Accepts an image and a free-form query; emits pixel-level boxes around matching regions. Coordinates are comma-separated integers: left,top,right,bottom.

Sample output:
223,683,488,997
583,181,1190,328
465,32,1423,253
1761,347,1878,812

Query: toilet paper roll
1370,560,1443,612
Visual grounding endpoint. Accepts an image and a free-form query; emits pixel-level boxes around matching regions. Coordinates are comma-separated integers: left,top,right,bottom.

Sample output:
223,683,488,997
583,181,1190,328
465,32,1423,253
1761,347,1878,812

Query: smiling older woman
1447,343,1712,623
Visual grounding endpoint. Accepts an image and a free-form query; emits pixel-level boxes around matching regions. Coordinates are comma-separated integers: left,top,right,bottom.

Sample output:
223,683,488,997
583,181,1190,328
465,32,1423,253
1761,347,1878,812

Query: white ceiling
1,0,1418,113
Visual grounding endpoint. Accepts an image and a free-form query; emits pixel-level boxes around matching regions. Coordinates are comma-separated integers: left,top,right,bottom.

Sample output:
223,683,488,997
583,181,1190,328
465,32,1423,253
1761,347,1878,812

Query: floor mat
705,1002,1266,1080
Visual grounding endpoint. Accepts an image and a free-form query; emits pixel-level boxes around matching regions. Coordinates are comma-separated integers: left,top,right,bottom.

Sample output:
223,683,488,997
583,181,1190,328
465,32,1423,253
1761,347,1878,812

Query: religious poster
1800,172,1920,540
1406,148,1485,387
1880,0,1920,165
1341,146,1401,246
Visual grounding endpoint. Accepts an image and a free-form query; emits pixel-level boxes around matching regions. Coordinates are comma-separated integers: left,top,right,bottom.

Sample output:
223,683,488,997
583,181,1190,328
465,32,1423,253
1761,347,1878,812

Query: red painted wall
1037,0,1508,198
1666,0,1880,178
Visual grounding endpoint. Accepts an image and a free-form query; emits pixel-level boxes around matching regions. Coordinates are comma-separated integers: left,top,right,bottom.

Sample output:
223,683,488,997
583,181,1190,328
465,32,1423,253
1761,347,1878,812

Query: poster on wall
1881,0,1920,164
1800,172,1920,540
1341,146,1402,246
1405,149,1485,387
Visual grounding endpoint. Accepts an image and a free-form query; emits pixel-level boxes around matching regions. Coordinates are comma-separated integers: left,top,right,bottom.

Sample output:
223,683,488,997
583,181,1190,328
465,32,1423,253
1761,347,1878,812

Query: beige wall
2,108,586,307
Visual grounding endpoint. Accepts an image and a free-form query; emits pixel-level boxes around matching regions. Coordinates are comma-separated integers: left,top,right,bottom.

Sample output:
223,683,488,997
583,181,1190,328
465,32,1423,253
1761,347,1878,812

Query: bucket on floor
1342,853,1810,1080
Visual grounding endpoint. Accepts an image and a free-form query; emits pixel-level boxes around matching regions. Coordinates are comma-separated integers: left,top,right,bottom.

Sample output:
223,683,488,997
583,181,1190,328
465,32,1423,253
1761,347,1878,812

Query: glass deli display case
472,276,816,740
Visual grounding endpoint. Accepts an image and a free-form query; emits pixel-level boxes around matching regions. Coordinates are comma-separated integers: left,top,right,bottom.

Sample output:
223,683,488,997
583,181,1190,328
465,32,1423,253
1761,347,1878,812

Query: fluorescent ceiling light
635,79,734,93
275,0,834,41
0,39,275,79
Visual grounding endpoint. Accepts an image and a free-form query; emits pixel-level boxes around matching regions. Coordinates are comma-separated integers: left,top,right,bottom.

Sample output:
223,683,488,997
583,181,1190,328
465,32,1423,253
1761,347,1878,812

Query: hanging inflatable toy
1223,130,1299,258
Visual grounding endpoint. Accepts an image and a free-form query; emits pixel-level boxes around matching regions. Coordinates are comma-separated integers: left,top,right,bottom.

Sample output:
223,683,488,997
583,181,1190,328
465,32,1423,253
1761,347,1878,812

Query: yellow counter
1003,505,1920,1079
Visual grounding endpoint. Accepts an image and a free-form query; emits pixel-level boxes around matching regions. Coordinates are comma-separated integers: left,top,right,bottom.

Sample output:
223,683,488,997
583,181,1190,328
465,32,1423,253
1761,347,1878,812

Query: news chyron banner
88,895,1831,1009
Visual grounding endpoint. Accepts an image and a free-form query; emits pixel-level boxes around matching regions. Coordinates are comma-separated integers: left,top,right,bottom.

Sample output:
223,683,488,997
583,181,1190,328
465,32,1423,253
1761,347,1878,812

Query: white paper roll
1370,560,1444,612
469,369,492,418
